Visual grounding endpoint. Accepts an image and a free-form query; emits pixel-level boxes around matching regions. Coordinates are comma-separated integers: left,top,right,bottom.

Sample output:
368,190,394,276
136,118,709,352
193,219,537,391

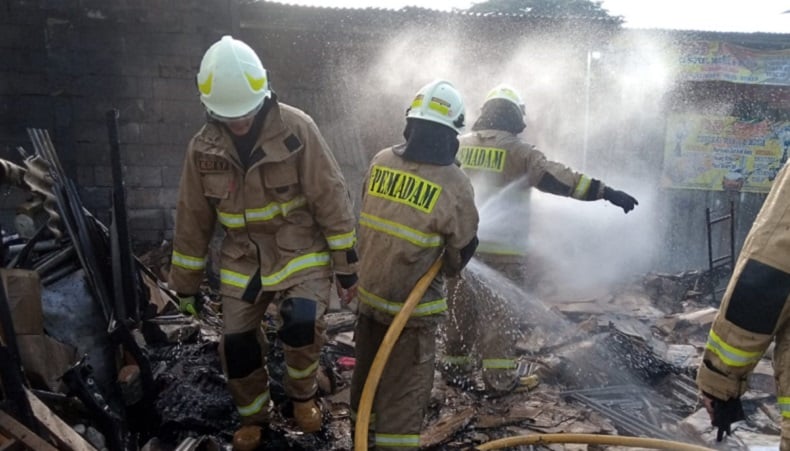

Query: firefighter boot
232,425,263,451
293,399,322,433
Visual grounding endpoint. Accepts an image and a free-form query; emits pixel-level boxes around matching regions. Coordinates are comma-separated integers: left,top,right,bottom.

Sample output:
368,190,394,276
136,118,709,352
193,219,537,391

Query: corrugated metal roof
251,0,623,23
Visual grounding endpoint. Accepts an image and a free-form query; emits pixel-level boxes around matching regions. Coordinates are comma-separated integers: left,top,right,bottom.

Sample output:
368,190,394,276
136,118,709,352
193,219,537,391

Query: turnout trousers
350,314,436,451
219,277,330,425
443,255,526,394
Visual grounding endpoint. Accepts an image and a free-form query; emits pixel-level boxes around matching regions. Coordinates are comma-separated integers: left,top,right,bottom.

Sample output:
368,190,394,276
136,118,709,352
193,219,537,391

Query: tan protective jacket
169,103,358,299
458,129,605,255
697,162,790,401
357,145,479,328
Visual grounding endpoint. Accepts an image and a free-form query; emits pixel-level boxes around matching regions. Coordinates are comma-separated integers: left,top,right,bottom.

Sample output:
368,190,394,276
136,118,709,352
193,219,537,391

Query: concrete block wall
1,0,234,248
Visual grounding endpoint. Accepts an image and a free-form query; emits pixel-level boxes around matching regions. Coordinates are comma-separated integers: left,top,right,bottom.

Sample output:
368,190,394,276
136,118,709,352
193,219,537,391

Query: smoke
338,23,695,296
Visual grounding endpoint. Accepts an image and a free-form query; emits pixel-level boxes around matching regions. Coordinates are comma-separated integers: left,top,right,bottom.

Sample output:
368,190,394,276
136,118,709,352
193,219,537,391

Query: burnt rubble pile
0,125,782,450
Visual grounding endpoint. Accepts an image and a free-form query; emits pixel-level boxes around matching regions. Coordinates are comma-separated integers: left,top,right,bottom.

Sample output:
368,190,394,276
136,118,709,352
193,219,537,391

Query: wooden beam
25,390,97,451
0,409,57,451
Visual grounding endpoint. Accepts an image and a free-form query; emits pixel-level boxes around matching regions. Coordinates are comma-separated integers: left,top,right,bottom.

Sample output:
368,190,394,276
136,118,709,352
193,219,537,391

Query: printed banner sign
678,41,790,86
662,114,790,193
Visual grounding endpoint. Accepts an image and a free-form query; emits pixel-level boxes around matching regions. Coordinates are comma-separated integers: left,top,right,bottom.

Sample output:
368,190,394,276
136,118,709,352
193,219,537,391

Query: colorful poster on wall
662,114,790,193
677,41,790,86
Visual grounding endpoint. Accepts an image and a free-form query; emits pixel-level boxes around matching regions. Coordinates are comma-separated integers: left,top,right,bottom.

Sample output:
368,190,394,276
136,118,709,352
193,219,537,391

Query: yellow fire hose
352,257,715,451
476,433,714,450
354,256,444,450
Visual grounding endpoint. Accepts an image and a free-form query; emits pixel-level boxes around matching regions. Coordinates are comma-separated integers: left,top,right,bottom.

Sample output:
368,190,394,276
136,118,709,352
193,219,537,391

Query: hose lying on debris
354,256,443,451
475,432,715,450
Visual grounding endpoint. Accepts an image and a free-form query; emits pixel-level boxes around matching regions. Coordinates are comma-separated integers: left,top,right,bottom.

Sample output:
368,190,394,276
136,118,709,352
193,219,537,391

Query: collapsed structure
0,0,789,450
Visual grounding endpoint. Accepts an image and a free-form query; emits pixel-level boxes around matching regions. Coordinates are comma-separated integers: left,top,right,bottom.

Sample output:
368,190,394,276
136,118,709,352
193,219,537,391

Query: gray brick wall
1,0,233,248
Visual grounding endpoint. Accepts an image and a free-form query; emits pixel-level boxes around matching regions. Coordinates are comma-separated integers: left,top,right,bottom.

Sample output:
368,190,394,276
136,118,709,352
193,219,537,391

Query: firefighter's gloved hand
704,393,745,441
178,295,202,316
603,186,638,213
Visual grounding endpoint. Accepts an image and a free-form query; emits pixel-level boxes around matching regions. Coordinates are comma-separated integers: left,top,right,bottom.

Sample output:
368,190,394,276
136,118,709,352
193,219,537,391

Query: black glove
603,186,638,213
336,273,358,289
709,395,745,441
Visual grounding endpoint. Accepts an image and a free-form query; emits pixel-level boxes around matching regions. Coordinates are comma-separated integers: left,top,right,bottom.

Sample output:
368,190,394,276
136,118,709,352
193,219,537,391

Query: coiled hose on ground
475,433,714,450
353,258,715,451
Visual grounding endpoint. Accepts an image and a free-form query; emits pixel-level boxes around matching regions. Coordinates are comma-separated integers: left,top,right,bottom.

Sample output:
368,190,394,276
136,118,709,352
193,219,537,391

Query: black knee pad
224,329,263,379
725,259,790,334
279,297,316,348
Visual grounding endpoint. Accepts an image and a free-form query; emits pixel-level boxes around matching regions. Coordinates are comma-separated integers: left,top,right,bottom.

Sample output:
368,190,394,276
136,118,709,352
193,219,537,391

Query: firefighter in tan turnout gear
442,84,639,395
168,36,359,449
697,161,790,448
350,80,479,451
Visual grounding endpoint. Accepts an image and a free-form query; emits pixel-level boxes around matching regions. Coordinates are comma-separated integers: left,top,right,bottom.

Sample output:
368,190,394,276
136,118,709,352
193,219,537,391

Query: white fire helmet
406,80,465,133
196,36,271,120
484,84,526,115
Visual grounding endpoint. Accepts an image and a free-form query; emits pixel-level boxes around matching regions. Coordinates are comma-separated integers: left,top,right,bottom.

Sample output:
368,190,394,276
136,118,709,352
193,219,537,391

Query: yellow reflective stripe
279,195,307,216
244,204,281,222
360,213,442,248
287,360,319,380
572,175,592,199
326,230,356,250
237,390,270,417
358,287,447,317
218,196,308,229
218,211,245,228
260,252,330,287
376,433,420,448
476,242,526,256
483,358,517,369
705,329,763,367
220,268,251,289
778,397,790,418
246,196,307,222
171,251,206,270
220,253,330,290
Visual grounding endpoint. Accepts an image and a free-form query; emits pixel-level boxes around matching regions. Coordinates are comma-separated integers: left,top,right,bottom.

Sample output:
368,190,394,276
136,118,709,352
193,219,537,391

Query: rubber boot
232,425,263,451
293,399,322,433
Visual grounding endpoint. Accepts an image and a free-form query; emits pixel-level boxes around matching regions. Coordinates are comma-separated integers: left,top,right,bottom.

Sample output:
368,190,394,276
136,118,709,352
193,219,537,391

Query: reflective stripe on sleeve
705,329,764,367
571,174,592,200
360,213,442,248
358,287,447,317
326,230,357,250
172,251,207,271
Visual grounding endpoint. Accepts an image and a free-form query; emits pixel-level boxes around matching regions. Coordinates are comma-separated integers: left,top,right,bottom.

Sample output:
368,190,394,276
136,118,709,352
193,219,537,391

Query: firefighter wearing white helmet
405,79,466,132
197,35,271,120
350,79,479,450
170,35,359,448
442,83,639,396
